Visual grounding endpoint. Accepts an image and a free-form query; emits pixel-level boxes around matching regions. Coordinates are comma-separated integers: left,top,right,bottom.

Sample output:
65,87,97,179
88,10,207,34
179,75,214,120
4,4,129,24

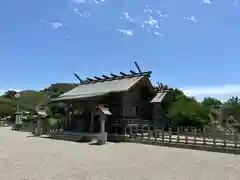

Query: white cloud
182,84,240,101
73,8,82,16
184,16,197,23
72,0,86,4
200,0,212,4
116,29,133,36
39,20,45,24
156,11,169,19
93,0,104,4
71,0,104,5
120,12,135,23
73,8,90,19
51,22,63,28
143,5,153,13
123,12,131,20
153,32,164,37
139,6,167,36
144,15,158,26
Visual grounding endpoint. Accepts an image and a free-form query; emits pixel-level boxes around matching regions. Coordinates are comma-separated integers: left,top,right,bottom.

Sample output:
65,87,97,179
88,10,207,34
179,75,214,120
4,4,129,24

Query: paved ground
0,127,240,180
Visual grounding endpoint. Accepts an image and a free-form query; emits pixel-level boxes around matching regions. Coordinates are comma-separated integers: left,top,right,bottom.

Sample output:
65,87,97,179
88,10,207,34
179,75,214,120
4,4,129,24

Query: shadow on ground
128,139,240,155
25,133,111,146
25,132,240,154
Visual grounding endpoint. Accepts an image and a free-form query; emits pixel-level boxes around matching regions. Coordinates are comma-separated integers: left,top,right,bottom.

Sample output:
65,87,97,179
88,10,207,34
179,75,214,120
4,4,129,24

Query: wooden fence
126,126,240,150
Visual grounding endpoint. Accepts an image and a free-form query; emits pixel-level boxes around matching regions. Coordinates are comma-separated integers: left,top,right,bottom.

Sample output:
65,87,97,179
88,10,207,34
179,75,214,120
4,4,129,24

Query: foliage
221,96,240,124
168,89,240,129
18,90,49,110
0,103,16,117
201,97,222,109
2,90,19,99
169,95,208,127
0,83,75,117
41,83,77,99
47,117,58,126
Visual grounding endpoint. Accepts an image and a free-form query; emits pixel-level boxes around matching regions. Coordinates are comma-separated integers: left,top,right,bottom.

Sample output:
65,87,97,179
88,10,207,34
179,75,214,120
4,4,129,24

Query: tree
169,95,212,127
17,90,49,111
41,83,77,98
47,102,67,117
201,97,222,109
222,96,240,124
3,90,18,99
0,103,15,117
0,83,76,117
169,88,186,102
41,83,76,117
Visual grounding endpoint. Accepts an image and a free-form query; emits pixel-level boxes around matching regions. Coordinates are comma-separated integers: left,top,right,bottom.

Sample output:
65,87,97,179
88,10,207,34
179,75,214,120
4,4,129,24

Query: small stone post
98,114,107,144
34,118,42,136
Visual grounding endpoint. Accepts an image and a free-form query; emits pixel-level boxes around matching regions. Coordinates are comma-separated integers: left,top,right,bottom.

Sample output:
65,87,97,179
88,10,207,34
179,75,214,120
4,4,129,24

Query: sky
0,0,240,101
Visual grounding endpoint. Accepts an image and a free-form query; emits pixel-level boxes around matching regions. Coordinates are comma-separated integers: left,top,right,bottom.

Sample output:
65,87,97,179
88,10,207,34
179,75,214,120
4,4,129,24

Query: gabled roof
98,107,112,115
150,91,168,103
53,72,152,102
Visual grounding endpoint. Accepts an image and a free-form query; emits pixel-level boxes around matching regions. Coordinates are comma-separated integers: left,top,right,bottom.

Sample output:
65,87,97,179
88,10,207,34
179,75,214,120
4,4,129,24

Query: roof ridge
80,71,151,85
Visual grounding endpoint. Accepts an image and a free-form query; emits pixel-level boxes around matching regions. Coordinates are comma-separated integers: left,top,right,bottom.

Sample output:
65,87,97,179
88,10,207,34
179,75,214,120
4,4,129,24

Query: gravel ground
0,127,240,180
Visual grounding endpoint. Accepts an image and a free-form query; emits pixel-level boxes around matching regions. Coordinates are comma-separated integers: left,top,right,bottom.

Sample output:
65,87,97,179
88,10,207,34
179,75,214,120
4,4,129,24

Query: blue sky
0,0,239,101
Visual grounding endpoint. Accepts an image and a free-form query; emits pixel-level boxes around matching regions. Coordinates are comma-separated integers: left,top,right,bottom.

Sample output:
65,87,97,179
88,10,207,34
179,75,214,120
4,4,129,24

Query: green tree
201,97,222,109
0,103,15,117
0,83,76,117
222,96,240,124
169,95,213,127
3,90,18,99
226,96,240,105
42,83,77,98
17,90,49,111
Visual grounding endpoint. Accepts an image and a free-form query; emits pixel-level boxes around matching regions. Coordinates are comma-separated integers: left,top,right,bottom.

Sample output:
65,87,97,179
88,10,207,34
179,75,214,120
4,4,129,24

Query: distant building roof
150,91,168,103
53,72,152,102
98,107,112,115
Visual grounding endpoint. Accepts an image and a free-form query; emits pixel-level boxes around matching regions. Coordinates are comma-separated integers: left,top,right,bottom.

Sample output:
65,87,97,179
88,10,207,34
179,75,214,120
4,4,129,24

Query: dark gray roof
150,91,168,103
53,75,147,101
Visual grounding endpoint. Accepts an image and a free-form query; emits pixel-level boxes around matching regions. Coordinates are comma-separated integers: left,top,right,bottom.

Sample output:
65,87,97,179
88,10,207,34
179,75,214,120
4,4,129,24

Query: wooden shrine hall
51,62,171,144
